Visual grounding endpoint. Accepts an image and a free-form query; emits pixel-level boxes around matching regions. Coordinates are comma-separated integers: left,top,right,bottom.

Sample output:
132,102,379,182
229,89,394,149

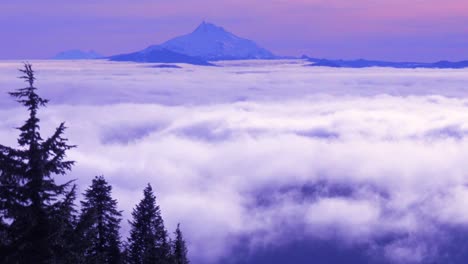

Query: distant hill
148,64,182,69
303,56,468,69
152,21,276,61
108,46,214,66
52,50,102,60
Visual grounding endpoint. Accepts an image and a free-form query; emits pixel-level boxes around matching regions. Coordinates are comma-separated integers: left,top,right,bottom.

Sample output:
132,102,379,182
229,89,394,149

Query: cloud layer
1,60,468,263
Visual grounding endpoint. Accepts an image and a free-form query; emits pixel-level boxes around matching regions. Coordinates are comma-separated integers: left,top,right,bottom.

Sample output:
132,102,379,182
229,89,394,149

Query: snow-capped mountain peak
108,21,276,65
158,21,276,60
192,21,229,35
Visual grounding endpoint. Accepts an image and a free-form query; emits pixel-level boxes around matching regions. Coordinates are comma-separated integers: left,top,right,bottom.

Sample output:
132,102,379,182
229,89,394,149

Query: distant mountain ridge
56,24,468,67
303,56,468,69
53,50,102,60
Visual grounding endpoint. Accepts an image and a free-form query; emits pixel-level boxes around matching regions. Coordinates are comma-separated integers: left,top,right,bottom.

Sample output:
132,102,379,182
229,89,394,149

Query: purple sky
1,0,467,61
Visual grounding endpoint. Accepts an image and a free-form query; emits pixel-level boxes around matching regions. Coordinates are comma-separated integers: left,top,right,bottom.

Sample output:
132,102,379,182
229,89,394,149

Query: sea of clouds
1,60,468,263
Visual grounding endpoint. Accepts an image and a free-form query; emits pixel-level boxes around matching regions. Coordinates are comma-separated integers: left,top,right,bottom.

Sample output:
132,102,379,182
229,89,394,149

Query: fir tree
172,224,189,264
0,145,20,258
0,64,76,263
51,185,82,263
127,184,172,264
79,175,122,264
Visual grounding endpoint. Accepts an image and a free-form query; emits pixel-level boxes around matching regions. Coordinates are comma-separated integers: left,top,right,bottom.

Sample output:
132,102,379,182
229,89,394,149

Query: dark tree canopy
0,63,76,263
127,184,172,264
173,224,189,264
79,175,122,264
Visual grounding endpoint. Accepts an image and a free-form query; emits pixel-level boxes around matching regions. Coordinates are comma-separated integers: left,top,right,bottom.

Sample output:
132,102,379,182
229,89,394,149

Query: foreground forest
0,64,189,264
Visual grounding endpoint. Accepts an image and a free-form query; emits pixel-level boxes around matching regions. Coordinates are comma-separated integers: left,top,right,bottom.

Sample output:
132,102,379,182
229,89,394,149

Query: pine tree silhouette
0,63,76,263
172,224,189,264
79,175,122,264
127,184,172,264
51,185,82,263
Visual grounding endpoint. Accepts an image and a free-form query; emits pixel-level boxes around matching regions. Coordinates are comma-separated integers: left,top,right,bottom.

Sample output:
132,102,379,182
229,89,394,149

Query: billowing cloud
1,60,468,263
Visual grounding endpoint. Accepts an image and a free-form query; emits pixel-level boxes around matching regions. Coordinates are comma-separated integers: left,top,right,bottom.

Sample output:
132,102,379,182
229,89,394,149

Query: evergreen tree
79,175,122,264
127,184,172,264
0,64,76,263
51,185,82,263
0,145,20,258
172,224,189,264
